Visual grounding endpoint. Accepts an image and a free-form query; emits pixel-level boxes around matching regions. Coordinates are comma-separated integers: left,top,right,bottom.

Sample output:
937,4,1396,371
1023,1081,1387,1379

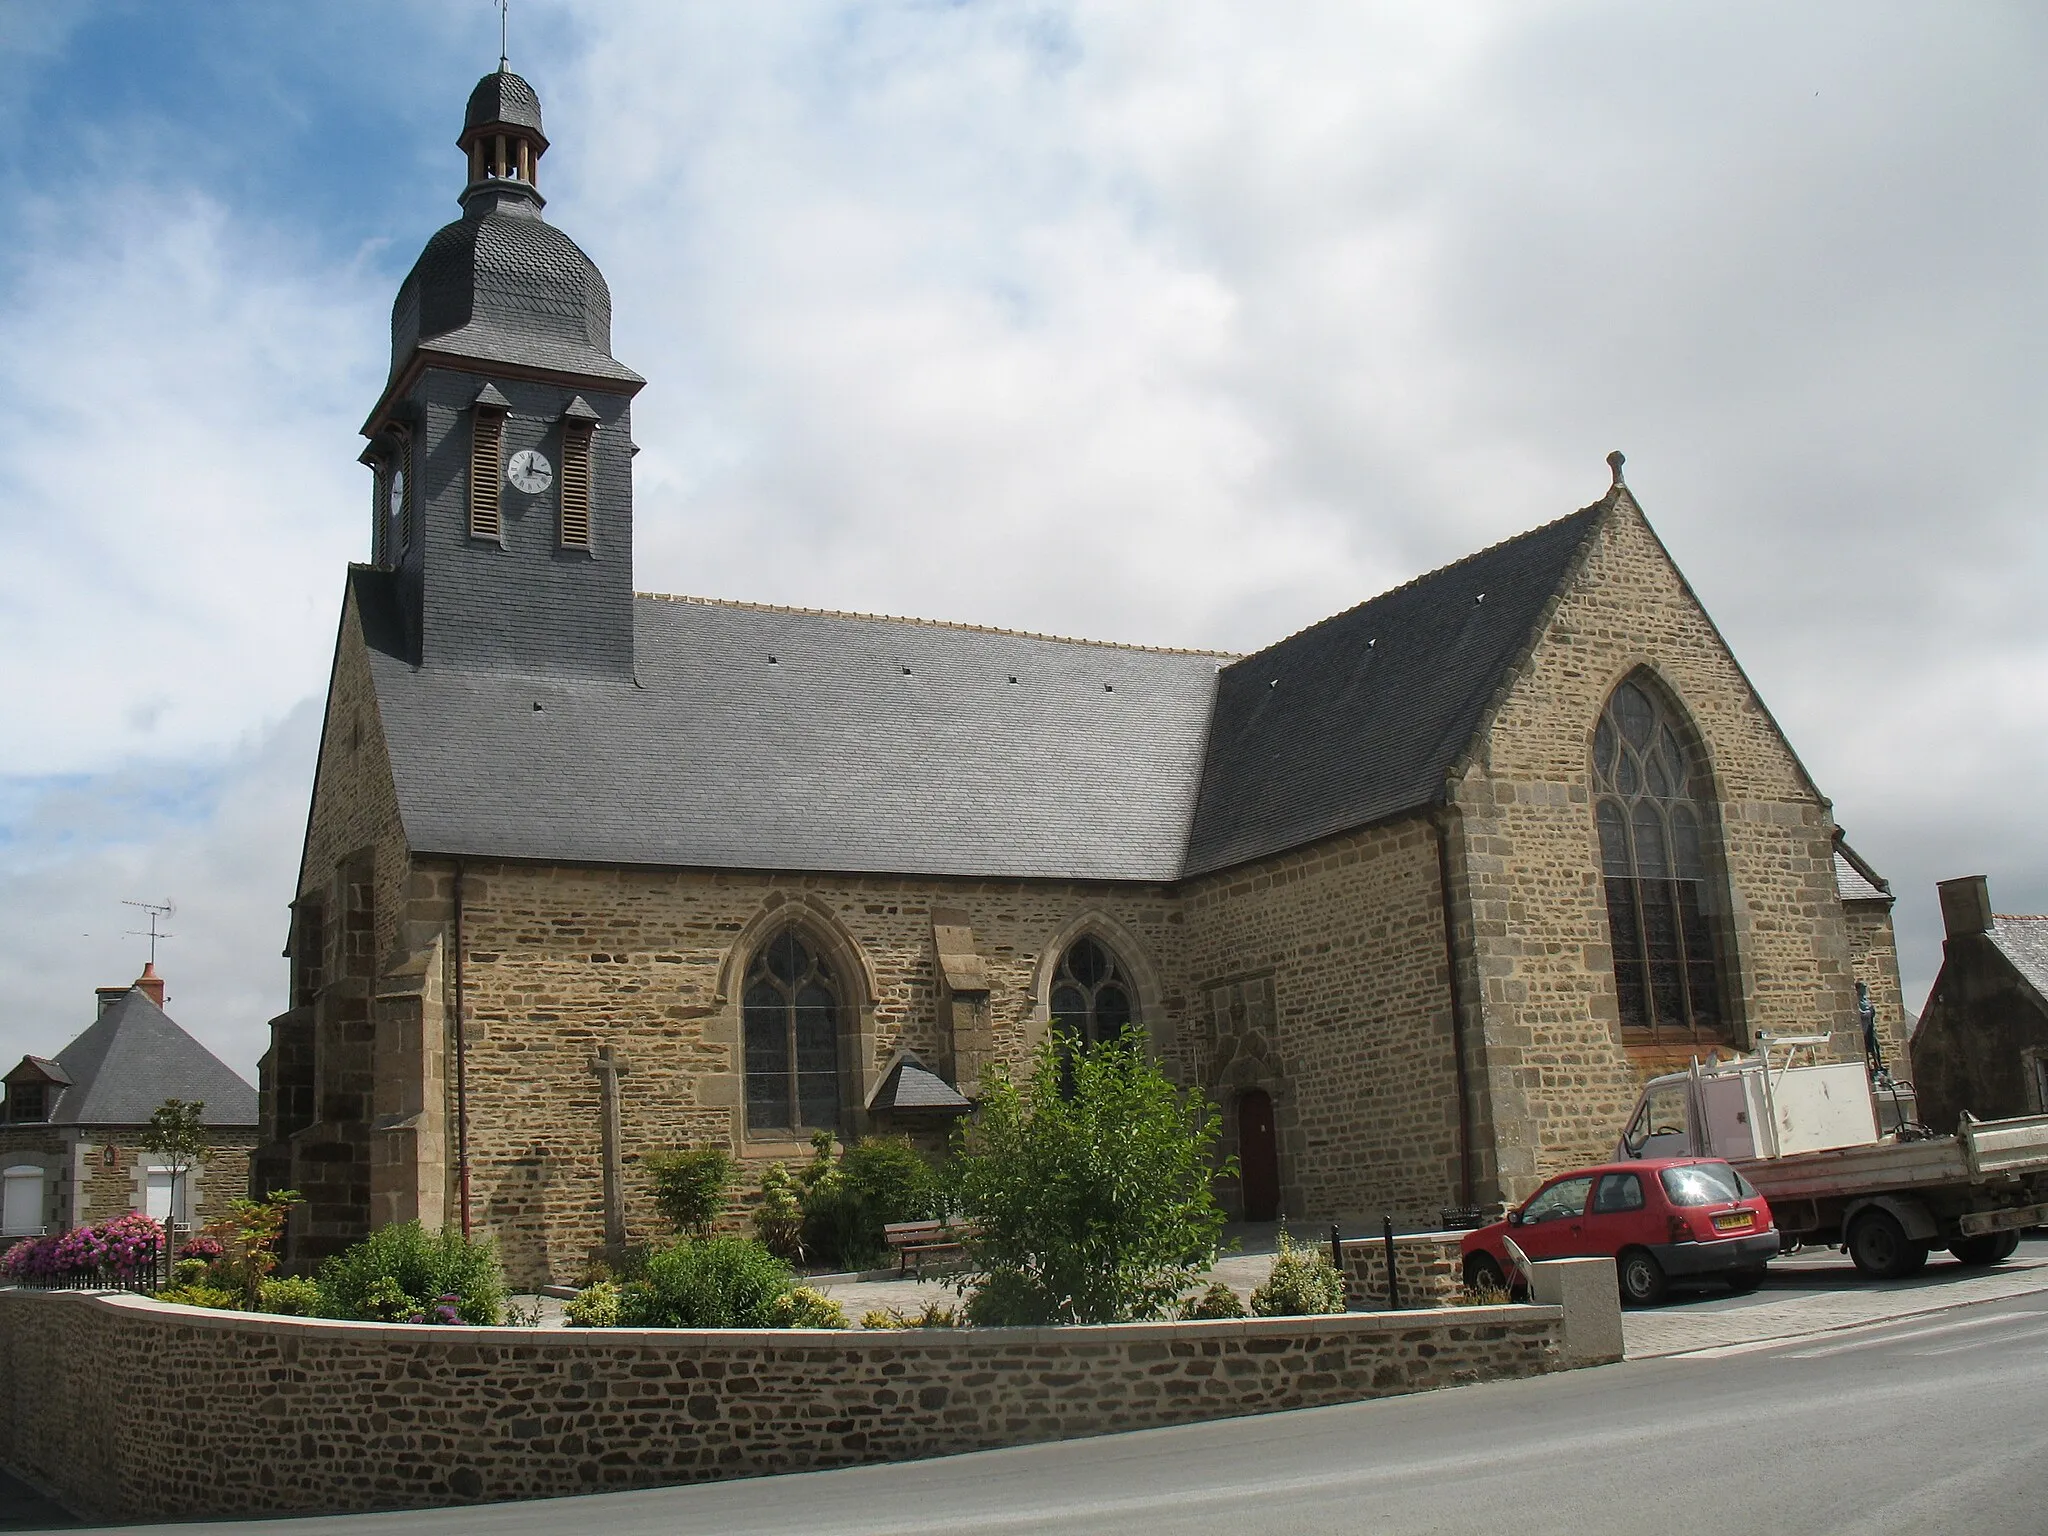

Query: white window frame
2,1164,46,1238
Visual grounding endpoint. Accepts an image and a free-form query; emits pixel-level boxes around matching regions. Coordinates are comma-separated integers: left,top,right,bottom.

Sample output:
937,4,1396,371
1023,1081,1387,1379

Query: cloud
3,1,2044,1065
0,702,319,1079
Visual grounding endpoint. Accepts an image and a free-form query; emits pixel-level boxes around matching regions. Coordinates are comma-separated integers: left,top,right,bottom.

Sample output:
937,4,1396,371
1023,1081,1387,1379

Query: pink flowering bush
0,1215,164,1286
177,1234,225,1264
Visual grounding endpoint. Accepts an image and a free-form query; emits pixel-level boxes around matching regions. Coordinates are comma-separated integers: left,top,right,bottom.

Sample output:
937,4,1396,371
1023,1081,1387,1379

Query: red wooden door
1238,1089,1280,1222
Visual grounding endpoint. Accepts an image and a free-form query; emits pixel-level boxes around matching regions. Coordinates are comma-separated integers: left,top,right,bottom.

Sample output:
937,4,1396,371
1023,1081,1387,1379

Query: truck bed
1734,1112,2048,1205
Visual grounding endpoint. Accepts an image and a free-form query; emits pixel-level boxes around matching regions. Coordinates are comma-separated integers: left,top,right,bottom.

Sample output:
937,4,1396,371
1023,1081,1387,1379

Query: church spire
459,68,549,211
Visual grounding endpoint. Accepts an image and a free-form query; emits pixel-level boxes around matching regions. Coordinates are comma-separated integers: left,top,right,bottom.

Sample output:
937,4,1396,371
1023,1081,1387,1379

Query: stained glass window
1593,676,1732,1054
743,931,842,1135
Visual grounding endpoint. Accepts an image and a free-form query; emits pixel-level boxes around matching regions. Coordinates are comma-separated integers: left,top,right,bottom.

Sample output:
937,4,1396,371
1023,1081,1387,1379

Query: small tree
951,1027,1230,1324
643,1146,735,1236
141,1098,209,1238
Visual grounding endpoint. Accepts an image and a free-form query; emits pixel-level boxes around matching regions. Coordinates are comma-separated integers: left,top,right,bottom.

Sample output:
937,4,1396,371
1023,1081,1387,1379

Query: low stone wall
1339,1231,1466,1308
0,1288,1563,1522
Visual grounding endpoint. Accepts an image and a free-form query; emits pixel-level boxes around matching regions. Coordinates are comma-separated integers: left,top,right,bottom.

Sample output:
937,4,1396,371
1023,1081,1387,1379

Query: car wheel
1950,1233,2019,1267
1725,1266,1767,1294
1847,1209,1927,1280
1617,1248,1667,1307
1463,1253,1508,1295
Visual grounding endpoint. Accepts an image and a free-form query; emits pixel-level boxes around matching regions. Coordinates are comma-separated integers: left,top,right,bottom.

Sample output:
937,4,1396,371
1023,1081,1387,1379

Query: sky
1,1,2043,1082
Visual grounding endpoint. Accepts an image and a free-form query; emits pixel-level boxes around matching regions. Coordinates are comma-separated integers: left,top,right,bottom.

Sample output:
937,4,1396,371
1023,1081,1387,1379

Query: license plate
1712,1212,1754,1232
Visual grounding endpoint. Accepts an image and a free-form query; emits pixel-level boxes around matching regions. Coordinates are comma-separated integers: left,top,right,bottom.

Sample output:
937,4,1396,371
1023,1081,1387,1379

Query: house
1910,876,2048,1127
2,966,258,1241
256,67,1905,1285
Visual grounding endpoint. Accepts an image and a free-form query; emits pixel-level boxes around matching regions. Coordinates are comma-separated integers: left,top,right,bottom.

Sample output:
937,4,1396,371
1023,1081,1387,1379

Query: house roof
1990,916,2048,1003
40,989,257,1129
3,1056,68,1086
352,498,1616,884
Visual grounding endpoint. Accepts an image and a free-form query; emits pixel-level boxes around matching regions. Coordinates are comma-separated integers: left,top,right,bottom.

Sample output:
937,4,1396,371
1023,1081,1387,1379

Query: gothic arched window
1593,675,1733,1055
1049,935,1137,1047
742,931,842,1135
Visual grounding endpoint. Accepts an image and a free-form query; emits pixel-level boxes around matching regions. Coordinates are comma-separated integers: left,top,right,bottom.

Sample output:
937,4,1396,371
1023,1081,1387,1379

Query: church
256,68,1909,1285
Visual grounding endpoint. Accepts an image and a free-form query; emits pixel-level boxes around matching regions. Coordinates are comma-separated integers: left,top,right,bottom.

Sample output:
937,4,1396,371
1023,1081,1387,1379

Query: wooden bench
883,1219,976,1275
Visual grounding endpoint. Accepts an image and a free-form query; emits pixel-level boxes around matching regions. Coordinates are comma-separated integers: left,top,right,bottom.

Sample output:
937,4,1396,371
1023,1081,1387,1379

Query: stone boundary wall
1339,1232,1466,1309
0,1289,1562,1523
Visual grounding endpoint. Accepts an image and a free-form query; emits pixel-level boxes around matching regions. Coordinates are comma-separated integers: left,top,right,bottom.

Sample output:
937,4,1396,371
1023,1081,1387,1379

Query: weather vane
122,898,175,966
496,0,510,72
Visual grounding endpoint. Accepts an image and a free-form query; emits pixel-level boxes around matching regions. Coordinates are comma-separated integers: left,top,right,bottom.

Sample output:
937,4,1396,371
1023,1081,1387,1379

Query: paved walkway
1622,1254,2048,1358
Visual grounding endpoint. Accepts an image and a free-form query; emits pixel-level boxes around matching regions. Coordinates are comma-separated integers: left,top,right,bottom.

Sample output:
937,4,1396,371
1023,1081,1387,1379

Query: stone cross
589,1046,631,1251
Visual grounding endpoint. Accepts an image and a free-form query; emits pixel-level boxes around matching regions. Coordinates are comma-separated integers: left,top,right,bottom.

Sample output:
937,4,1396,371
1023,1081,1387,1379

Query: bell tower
358,68,645,681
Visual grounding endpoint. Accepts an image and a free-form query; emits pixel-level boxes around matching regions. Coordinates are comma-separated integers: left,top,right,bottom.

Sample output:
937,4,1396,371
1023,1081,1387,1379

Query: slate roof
1183,504,1605,876
351,498,1620,883
1833,840,1892,904
1990,916,2048,1002
359,579,1229,882
465,70,545,139
868,1052,973,1114
37,989,257,1129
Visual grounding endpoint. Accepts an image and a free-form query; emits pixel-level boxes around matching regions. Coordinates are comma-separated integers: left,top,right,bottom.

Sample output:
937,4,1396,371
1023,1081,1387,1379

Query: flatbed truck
1613,1033,2048,1278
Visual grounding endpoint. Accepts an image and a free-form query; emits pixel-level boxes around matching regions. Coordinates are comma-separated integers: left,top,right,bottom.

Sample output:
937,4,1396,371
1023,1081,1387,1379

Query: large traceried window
743,931,842,1136
1049,935,1136,1047
1593,675,1733,1057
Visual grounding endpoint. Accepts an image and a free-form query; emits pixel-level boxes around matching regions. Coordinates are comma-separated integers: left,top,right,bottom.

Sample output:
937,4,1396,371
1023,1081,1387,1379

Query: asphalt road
71,1287,2043,1536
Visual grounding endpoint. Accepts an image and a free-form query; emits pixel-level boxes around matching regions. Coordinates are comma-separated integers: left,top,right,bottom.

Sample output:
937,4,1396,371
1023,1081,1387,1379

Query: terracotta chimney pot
133,962,166,1007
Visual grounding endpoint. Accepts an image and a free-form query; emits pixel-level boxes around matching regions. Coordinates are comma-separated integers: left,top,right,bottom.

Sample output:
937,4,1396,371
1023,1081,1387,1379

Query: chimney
133,962,166,1008
95,986,128,1018
1937,875,1994,939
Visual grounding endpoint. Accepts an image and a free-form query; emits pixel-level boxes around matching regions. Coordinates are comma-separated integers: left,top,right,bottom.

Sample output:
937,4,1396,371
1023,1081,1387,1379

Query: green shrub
950,1027,1229,1324
861,1299,960,1329
1180,1282,1248,1320
962,1268,1059,1326
752,1162,806,1264
767,1285,849,1329
316,1222,506,1325
564,1279,623,1328
643,1147,735,1237
155,1283,239,1310
800,1136,944,1270
256,1276,322,1316
622,1237,796,1329
1249,1229,1347,1317
170,1257,213,1289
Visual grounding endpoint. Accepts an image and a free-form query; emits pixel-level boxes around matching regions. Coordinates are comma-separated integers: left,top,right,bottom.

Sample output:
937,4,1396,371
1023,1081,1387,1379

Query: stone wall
0,1129,255,1237
1337,1232,1466,1309
1844,900,1911,1070
0,1289,1564,1523
1452,493,1862,1200
397,865,1184,1285
1181,819,1461,1227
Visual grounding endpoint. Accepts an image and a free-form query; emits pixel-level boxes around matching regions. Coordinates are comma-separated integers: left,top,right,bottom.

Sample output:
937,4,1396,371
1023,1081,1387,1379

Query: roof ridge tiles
634,591,1240,659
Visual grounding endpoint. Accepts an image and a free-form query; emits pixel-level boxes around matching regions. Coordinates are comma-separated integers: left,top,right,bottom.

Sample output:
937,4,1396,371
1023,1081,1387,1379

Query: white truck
1614,1032,2048,1278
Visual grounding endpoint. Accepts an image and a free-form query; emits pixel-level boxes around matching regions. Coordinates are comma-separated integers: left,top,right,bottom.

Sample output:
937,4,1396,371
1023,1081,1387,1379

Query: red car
1461,1157,1779,1306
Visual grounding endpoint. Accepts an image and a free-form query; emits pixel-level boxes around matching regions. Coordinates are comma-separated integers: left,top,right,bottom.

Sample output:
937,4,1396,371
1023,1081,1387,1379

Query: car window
1626,1080,1691,1154
1521,1176,1594,1225
1592,1173,1644,1214
1659,1162,1750,1206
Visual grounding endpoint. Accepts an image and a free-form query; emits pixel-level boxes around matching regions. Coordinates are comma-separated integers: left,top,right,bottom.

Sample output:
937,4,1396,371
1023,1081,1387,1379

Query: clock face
387,466,406,521
507,449,553,495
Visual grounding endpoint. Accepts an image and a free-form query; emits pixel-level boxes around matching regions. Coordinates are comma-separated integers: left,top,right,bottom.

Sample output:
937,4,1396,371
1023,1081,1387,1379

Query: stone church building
258,69,1908,1284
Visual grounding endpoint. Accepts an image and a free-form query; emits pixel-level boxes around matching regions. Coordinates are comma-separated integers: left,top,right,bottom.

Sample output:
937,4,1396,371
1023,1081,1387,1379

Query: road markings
1671,1306,2036,1361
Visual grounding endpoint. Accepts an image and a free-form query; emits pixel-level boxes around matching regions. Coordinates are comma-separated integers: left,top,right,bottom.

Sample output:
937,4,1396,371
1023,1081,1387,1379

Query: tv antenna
122,899,175,965
496,0,510,71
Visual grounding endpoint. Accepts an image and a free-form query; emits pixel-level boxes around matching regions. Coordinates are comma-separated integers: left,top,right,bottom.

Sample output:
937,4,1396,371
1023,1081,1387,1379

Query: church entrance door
1238,1089,1280,1222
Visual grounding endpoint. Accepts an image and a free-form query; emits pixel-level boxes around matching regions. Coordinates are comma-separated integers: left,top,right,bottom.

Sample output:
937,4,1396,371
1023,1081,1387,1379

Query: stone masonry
0,1288,1564,1523
269,493,1897,1284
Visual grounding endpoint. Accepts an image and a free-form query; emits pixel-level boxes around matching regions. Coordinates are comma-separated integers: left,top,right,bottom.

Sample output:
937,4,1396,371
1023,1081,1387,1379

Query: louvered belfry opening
397,431,415,553
559,420,594,549
469,404,505,541
1592,672,1736,1063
